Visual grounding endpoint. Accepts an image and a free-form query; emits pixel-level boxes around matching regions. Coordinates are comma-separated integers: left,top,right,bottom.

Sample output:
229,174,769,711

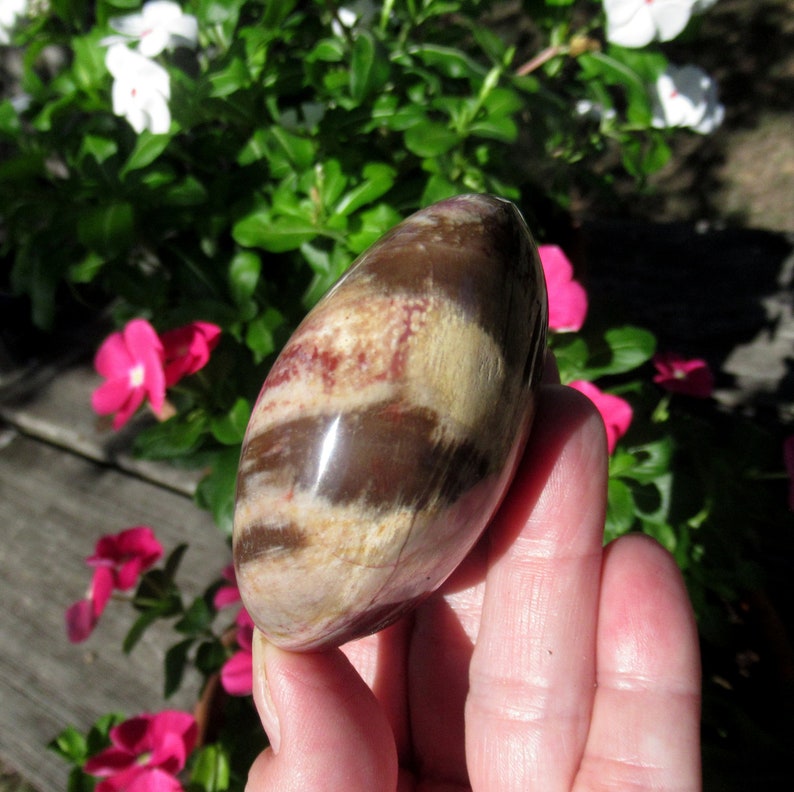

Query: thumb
246,629,398,791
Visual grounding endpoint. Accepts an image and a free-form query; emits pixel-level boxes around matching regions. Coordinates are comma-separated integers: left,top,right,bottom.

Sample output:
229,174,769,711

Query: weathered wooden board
0,428,231,792
0,349,202,497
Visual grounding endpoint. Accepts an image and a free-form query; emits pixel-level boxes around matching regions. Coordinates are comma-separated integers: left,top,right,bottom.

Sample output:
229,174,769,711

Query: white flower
652,64,725,134
106,44,171,134
603,0,696,48
575,99,617,122
0,0,28,44
108,0,198,57
331,0,376,37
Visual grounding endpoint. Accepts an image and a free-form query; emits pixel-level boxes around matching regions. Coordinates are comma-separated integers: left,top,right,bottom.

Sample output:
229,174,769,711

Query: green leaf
609,449,639,479
77,202,134,257
404,121,460,157
72,33,108,91
622,132,672,176
85,712,126,755
584,326,656,378
635,473,673,525
65,767,94,792
208,56,250,97
420,174,459,206
605,478,636,540
245,306,285,361
133,414,208,460
0,99,20,137
642,519,678,553
307,37,346,63
164,543,189,584
120,132,171,177
210,398,251,445
237,128,268,165
69,251,107,284
164,638,194,698
482,86,524,117
10,238,66,330
175,597,213,634
603,326,656,372
579,52,646,97
195,448,240,534
348,203,403,253
233,213,318,253
350,31,390,103
48,725,87,763
372,96,427,131
300,243,352,307
166,176,208,206
79,135,118,165
624,438,674,484
550,335,590,383
262,0,298,26
468,114,518,142
334,163,396,216
195,639,228,676
228,251,261,305
123,608,164,654
270,127,316,170
410,44,487,82
190,743,231,792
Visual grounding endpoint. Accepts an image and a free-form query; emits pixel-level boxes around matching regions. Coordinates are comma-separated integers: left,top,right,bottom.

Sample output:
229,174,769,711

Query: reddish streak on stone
388,298,429,380
265,342,342,391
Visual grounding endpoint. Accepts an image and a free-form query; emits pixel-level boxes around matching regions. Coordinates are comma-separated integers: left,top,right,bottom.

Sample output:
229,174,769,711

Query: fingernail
252,629,281,754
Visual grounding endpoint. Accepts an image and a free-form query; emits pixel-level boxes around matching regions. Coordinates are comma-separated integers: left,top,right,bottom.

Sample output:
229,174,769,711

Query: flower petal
569,380,632,454
90,566,115,615
111,387,146,430
653,352,714,397
147,710,198,770
84,745,138,776
65,599,97,643
91,377,135,416
538,245,588,332
94,332,134,378
124,767,184,792
220,649,253,696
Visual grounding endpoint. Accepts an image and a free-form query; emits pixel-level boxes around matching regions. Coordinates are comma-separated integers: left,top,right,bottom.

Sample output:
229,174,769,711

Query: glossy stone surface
233,194,548,651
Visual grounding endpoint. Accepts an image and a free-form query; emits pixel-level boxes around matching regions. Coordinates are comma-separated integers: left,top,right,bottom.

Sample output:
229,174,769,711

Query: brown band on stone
239,403,492,512
340,199,542,371
234,520,308,566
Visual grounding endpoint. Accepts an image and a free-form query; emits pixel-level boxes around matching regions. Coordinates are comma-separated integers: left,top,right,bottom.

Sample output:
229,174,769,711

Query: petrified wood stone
233,194,548,651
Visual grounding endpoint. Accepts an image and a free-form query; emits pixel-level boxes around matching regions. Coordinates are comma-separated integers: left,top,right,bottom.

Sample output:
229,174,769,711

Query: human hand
244,380,702,791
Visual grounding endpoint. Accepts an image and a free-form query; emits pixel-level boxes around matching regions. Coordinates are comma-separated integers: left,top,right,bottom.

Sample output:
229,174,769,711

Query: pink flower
784,437,794,511
91,319,166,430
65,567,114,643
160,321,221,387
65,527,163,643
569,380,633,454
83,710,197,792
220,608,254,697
213,564,242,610
537,245,588,332
86,526,164,590
653,352,714,398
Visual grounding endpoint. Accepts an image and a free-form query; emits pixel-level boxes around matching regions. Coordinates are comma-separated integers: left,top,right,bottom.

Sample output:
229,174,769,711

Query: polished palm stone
233,194,548,651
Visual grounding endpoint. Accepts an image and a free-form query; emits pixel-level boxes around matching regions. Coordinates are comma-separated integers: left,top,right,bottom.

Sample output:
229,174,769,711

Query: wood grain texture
0,365,229,791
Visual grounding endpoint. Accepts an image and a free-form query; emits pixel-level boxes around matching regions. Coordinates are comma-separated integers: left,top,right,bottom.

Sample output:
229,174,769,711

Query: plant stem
515,45,563,77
